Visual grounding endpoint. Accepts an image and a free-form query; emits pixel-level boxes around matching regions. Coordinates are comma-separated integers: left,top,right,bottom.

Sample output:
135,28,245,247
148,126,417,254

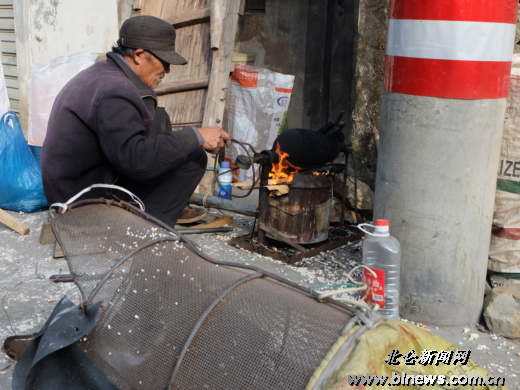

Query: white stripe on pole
387,20,516,61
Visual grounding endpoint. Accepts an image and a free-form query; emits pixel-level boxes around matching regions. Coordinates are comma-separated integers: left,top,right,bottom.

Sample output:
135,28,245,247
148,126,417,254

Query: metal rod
175,227,231,235
167,272,263,389
49,274,75,283
257,159,272,245
86,236,180,304
189,193,257,217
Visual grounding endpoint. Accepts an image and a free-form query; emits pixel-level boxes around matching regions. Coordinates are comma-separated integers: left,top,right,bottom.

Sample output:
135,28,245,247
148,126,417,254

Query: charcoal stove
229,123,363,264
261,171,331,244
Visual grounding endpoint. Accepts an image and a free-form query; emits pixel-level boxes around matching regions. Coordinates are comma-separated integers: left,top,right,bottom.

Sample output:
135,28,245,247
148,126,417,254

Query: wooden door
134,0,242,193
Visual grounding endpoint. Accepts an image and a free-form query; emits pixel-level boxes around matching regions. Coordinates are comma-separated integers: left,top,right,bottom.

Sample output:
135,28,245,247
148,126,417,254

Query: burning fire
313,171,329,176
269,142,301,184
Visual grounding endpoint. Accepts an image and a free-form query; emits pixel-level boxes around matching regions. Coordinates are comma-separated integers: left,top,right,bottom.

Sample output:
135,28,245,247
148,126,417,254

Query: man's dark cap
117,15,187,65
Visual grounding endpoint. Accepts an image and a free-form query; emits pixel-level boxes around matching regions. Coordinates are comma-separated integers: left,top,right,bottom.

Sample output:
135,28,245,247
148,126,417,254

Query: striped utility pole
374,0,518,325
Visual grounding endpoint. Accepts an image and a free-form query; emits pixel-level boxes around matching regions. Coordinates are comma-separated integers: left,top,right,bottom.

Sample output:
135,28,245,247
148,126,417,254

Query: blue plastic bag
0,111,49,212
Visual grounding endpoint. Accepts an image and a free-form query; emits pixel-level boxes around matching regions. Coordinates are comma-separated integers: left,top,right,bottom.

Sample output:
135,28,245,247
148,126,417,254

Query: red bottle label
361,267,386,308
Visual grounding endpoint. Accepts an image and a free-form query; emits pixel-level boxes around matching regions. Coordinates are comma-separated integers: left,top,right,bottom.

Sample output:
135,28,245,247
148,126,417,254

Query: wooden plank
133,0,145,11
0,0,13,5
160,0,211,21
165,8,210,28
173,22,211,80
138,0,163,17
0,209,30,235
198,0,245,194
202,0,241,128
155,76,209,95
231,178,288,187
265,184,289,195
231,180,253,187
158,88,206,127
140,0,241,195
155,9,212,127
157,22,210,98
39,221,55,245
210,0,227,49
189,215,233,229
53,242,64,258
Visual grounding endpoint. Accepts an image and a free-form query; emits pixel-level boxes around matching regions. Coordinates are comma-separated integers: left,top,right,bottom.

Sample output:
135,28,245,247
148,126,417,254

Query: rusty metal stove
259,171,331,244
231,150,363,264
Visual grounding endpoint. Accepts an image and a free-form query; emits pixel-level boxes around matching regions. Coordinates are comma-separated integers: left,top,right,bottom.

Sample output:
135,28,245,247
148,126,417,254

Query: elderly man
41,15,230,226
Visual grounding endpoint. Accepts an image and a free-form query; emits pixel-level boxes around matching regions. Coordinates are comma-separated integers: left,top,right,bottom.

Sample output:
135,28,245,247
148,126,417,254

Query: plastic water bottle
217,161,232,200
357,219,401,319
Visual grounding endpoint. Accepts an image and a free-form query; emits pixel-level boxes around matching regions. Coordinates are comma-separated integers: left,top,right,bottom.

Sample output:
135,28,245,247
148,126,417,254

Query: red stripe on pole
390,0,518,24
384,55,512,99
492,225,520,240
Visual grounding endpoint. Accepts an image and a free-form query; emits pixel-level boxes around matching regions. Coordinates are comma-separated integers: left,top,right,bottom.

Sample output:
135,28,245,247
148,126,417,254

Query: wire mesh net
50,199,354,389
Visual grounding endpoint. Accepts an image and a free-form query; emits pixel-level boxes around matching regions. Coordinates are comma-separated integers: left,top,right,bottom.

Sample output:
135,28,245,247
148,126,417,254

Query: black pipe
175,227,231,235
190,193,257,217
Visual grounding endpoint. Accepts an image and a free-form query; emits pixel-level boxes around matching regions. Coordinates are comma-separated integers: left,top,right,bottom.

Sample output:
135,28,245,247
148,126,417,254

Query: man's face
134,50,170,88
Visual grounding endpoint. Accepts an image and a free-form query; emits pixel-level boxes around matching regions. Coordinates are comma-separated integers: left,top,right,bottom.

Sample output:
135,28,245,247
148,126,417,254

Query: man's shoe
177,206,207,224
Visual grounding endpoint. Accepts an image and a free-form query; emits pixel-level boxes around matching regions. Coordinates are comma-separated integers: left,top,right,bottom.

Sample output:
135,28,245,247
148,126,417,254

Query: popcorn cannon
228,113,364,263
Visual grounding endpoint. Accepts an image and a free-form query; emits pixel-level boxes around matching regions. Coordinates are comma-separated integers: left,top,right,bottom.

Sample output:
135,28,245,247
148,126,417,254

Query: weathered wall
351,0,388,189
117,0,135,27
234,0,358,133
233,0,310,130
13,0,126,134
516,6,520,54
14,1,518,190
234,0,381,189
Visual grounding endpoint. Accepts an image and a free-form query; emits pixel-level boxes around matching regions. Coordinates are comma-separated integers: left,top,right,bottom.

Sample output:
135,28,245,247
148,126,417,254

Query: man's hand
198,127,231,153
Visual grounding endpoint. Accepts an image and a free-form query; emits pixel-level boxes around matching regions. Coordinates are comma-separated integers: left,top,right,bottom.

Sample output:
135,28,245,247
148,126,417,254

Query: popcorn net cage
35,199,356,389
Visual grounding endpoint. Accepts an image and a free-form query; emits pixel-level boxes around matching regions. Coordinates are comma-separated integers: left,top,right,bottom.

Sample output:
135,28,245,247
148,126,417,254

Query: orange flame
313,171,329,176
269,142,301,184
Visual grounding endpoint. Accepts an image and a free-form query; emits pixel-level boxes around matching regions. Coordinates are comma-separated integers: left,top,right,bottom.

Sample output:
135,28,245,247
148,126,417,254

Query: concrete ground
1,196,519,389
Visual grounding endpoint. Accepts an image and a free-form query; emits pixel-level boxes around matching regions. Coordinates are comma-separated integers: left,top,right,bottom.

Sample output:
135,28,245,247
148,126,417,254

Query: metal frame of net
46,198,363,389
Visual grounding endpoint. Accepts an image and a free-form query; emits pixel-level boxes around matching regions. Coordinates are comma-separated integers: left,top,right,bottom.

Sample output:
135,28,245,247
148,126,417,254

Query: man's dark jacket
41,52,201,204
